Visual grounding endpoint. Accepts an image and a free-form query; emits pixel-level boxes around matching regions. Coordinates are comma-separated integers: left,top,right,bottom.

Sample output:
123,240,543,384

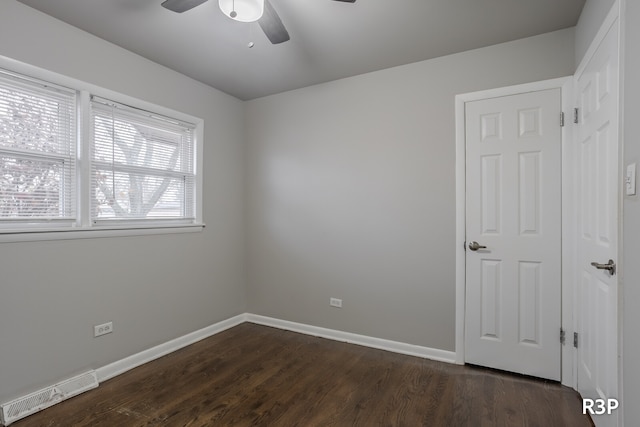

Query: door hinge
574,332,579,348
560,112,565,127
560,328,566,345
574,108,579,124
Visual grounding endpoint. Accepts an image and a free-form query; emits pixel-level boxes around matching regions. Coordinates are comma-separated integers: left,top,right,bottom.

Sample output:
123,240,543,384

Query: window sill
0,223,205,243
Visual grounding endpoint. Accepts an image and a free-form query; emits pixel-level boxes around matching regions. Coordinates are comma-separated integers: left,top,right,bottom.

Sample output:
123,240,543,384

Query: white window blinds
0,70,76,221
90,97,196,223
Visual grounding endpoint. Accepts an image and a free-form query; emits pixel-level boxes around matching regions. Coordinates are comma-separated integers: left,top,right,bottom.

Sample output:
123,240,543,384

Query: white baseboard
245,314,457,364
95,314,247,382
96,313,456,384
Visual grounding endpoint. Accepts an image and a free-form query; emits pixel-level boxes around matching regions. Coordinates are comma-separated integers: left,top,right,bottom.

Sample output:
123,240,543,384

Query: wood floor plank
12,323,593,427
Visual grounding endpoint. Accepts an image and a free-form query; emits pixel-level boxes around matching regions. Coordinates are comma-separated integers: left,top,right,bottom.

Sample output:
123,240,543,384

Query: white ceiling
18,0,585,100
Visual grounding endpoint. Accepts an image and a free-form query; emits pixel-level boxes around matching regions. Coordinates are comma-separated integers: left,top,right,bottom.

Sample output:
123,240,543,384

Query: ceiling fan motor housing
162,0,356,45
219,0,264,22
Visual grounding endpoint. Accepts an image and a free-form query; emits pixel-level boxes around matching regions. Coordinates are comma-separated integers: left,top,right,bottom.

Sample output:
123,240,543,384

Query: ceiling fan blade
161,0,208,13
258,0,290,44
332,0,356,2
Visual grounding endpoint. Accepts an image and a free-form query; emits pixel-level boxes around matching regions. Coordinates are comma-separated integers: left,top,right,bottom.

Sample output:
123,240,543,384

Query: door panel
480,259,501,340
481,155,502,234
519,152,541,235
519,261,541,345
465,88,562,381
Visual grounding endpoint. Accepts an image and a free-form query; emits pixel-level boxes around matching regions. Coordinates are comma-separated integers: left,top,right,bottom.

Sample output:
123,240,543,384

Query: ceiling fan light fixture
219,0,264,22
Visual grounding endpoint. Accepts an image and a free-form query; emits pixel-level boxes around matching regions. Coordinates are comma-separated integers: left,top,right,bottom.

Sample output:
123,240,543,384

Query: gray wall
621,0,640,424
574,0,616,64
245,29,576,351
0,1,246,403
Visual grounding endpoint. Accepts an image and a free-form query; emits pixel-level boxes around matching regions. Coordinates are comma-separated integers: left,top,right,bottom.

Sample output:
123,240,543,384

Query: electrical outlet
94,321,113,337
330,298,342,308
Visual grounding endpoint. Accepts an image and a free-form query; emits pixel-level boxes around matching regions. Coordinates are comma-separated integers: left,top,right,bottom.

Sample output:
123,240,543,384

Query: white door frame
454,77,575,387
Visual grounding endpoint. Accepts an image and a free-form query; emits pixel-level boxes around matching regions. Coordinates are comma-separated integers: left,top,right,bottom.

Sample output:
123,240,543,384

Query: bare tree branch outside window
91,105,192,220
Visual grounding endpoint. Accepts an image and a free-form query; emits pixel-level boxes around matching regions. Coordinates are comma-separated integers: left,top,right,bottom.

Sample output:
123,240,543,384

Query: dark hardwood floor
13,323,592,426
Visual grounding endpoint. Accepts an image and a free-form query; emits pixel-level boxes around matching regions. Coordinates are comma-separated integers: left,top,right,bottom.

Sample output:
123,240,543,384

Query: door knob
468,241,487,251
590,259,616,275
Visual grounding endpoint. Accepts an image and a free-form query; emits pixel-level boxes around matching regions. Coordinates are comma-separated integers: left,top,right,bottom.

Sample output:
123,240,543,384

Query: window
0,65,203,240
91,97,195,224
0,70,76,223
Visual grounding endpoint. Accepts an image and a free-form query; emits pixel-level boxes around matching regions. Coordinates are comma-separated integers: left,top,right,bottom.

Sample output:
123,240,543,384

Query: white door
464,88,562,380
575,16,619,427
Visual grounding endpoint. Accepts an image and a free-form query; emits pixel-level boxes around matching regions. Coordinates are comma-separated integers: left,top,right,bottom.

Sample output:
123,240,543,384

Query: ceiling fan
161,0,356,45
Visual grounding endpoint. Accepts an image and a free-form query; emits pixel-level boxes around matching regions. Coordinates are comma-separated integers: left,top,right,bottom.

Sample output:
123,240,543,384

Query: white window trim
0,56,205,243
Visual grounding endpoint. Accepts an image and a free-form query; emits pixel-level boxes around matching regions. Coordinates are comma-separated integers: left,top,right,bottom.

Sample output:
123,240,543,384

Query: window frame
89,95,197,226
0,57,204,243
